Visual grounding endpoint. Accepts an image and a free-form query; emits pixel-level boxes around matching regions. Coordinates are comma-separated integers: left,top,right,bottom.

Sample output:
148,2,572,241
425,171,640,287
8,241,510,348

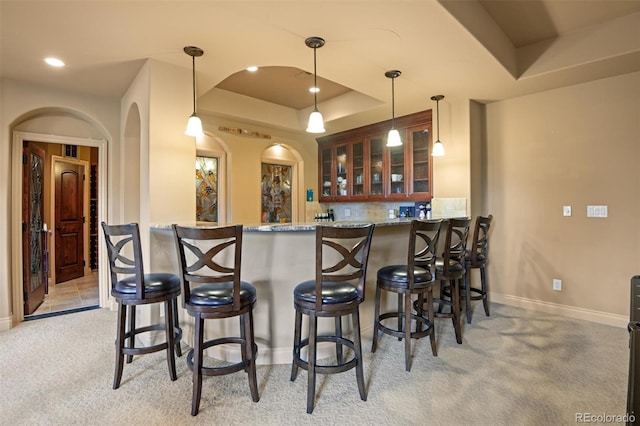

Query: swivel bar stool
172,224,259,416
290,224,375,414
372,219,442,371
463,215,493,323
416,217,470,344
102,222,182,389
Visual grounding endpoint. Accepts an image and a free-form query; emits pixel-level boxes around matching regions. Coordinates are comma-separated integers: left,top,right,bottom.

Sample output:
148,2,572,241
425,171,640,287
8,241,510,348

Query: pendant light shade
184,46,204,138
186,113,203,137
431,95,445,156
307,110,325,133
385,70,402,147
305,36,326,134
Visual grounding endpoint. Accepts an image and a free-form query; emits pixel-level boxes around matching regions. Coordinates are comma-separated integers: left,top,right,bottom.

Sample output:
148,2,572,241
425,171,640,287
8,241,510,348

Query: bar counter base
150,223,410,365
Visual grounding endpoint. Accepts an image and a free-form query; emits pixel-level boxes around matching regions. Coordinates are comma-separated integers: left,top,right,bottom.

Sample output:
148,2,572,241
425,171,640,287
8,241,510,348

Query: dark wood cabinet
317,110,433,202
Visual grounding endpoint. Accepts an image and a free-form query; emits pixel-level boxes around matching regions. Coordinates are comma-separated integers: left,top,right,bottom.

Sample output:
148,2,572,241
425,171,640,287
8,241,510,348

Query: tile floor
28,271,99,317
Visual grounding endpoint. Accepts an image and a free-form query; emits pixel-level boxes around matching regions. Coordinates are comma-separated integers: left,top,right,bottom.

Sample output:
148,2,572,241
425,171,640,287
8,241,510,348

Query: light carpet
0,303,629,425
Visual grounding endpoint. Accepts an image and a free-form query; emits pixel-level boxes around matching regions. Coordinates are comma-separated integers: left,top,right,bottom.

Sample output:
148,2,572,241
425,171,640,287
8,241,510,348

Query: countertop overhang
152,218,422,232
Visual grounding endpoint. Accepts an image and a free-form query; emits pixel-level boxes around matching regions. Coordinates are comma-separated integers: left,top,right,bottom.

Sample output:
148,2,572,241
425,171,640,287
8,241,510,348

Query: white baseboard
491,292,628,328
0,315,13,332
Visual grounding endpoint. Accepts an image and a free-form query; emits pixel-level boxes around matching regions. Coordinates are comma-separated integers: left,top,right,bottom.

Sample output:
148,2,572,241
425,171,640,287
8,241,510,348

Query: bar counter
150,219,415,364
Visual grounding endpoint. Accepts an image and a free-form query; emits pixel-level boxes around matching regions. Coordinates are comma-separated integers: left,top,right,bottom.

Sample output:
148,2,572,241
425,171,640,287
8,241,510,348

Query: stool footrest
186,337,258,377
292,335,359,375
120,324,181,357
466,286,486,300
376,312,434,340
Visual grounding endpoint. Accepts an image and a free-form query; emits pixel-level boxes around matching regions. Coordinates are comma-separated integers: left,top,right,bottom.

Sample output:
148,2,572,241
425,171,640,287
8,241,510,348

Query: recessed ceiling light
309,87,320,93
246,65,258,72
44,57,65,67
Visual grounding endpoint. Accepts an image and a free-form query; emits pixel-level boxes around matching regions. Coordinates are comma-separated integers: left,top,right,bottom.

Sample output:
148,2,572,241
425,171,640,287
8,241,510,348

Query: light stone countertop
151,218,422,232
242,218,417,232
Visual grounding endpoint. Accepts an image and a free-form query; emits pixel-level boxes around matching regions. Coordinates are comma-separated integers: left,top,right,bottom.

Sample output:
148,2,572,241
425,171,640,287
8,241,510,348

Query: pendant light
431,95,445,156
184,46,204,138
305,36,325,134
385,70,402,147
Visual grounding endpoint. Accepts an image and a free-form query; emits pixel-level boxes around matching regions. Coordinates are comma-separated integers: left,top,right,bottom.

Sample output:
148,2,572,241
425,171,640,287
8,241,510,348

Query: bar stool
463,215,493,323
101,222,182,389
290,224,375,414
172,224,259,416
416,217,470,344
371,219,442,371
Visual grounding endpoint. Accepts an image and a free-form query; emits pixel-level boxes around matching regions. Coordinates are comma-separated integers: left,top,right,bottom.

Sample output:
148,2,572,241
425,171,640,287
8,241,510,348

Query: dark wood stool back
101,222,182,389
290,224,375,414
172,224,259,416
372,219,442,371
463,215,493,323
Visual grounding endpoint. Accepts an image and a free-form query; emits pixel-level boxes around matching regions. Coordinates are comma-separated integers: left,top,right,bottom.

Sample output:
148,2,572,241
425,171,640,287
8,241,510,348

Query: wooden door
22,141,47,315
55,161,85,283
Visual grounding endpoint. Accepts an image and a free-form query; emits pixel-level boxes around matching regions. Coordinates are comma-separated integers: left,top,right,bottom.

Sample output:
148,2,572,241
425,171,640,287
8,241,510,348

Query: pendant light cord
391,76,396,128
192,55,197,114
313,47,318,111
436,98,439,141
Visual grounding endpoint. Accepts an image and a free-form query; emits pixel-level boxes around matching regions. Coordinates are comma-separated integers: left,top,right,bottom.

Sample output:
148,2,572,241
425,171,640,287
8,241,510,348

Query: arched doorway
10,109,110,323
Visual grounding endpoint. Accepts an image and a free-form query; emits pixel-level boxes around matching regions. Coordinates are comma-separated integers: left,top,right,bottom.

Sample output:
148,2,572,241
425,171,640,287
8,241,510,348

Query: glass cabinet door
316,109,433,202
411,127,430,195
389,140,405,196
320,147,332,197
369,137,383,196
352,141,364,197
335,145,348,198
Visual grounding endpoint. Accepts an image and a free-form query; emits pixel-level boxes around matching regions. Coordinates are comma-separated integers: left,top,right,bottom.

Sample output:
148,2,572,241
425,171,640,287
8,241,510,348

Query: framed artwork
196,155,218,222
261,163,292,223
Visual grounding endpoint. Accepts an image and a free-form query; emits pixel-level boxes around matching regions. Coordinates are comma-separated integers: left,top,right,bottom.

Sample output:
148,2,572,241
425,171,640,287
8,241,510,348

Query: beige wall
432,99,471,201
484,71,640,320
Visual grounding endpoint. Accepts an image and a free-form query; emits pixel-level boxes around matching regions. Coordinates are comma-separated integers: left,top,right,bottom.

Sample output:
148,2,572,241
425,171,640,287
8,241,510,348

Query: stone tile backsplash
308,197,467,222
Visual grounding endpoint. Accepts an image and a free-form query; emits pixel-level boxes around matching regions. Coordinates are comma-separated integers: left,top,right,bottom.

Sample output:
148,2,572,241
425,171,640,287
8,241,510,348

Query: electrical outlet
553,279,562,291
344,208,350,217
563,206,571,217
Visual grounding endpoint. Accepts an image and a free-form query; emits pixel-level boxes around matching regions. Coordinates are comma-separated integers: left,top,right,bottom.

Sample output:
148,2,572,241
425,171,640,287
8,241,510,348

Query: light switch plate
563,206,571,217
587,205,608,218
553,279,562,291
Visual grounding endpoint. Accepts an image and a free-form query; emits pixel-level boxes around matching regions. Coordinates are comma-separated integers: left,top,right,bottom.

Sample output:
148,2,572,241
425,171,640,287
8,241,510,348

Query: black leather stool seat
294,280,358,304
188,282,256,306
377,265,433,288
435,259,464,274
466,252,486,264
114,273,180,297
